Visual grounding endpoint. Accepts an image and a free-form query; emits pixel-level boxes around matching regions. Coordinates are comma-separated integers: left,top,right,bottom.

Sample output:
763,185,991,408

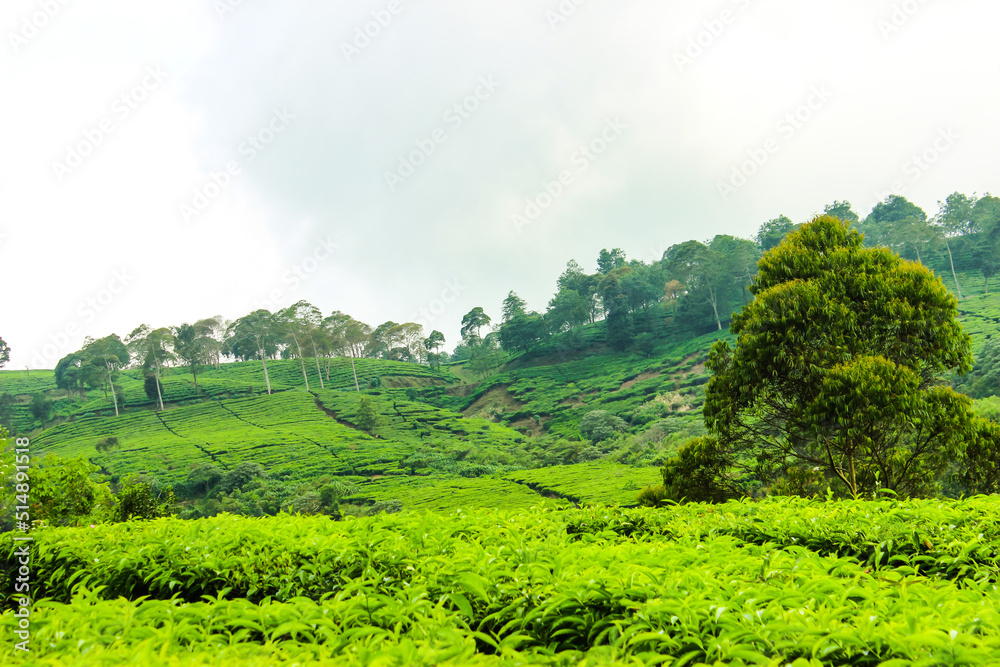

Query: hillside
4,268,999,516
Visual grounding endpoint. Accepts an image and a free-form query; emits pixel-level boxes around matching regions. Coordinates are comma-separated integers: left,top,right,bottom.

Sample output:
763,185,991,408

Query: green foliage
504,462,660,506
957,335,1000,398
355,395,382,434
185,463,223,496
498,312,548,354
219,461,265,494
0,394,15,436
94,436,120,453
0,336,8,368
319,479,358,507
12,498,1000,664
705,215,980,497
635,483,666,507
579,410,627,443
661,435,738,503
958,417,1000,495
755,214,796,251
28,454,115,527
29,392,52,423
113,477,176,521
142,373,163,402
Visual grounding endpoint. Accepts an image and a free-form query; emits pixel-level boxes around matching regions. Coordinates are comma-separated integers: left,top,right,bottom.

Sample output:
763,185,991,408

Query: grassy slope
6,276,1000,511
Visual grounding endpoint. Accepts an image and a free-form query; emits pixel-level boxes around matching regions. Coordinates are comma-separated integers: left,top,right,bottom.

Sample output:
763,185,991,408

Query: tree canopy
695,215,984,498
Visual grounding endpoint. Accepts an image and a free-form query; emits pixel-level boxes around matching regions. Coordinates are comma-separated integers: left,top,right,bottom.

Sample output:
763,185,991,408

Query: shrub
26,454,115,527
367,500,402,516
95,436,121,453
636,484,666,507
219,461,265,494
661,436,742,503
579,410,628,443
113,478,176,522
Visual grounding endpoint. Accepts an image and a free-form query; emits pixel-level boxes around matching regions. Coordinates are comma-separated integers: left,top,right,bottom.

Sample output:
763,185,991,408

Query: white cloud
2,0,998,367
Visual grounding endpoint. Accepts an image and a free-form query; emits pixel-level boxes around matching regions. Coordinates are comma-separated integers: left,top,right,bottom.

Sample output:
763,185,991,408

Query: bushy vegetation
8,497,1000,664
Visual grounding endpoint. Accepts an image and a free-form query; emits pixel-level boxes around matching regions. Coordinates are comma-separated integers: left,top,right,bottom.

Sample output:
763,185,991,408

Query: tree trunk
259,351,272,394
707,286,722,331
106,361,119,417
291,335,309,391
945,239,963,299
154,359,165,412
350,352,360,392
192,364,199,393
310,336,324,390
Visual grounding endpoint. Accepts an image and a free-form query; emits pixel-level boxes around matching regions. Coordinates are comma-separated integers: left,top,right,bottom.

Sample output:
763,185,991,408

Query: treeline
474,192,1000,362
49,303,453,415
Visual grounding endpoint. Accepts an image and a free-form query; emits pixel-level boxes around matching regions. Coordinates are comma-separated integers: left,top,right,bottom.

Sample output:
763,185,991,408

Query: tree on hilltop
224,310,281,395
126,325,174,411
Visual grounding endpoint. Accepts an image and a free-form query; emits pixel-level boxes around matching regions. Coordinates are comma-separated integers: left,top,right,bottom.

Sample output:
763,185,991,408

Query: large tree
54,352,97,398
755,215,796,252
699,215,982,498
460,307,492,346
172,318,220,393
325,311,370,391
278,300,325,390
557,260,601,323
82,335,130,416
224,310,281,394
0,337,9,368
126,325,174,411
933,192,976,299
823,201,860,225
972,195,1000,293
423,330,446,369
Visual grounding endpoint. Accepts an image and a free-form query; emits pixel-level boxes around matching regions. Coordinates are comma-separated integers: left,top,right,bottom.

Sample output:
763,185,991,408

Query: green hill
5,271,1000,516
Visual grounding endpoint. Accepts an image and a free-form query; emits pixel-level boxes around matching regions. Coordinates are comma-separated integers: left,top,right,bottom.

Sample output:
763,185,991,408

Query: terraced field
32,392,404,485
455,330,729,440
346,475,572,513
0,369,56,395
504,461,661,506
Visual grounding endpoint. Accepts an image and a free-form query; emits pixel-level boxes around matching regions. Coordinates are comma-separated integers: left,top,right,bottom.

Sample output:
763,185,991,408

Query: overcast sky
2,0,998,369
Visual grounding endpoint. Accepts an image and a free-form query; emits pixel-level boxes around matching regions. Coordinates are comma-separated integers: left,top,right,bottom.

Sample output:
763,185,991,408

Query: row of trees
52,302,450,412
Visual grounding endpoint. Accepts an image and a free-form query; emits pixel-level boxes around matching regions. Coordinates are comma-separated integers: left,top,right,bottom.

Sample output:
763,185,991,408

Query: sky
1,0,998,370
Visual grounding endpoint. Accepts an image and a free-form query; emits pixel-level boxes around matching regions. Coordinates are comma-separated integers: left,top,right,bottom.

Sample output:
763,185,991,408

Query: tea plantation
7,496,1000,665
